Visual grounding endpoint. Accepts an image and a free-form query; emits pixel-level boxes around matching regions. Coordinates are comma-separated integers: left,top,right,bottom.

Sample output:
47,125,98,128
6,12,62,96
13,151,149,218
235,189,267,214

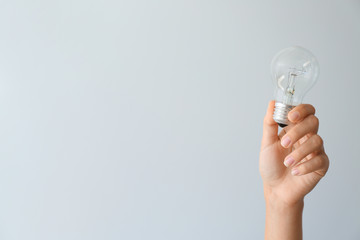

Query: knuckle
303,104,316,114
289,127,302,141
308,115,319,126
298,163,309,173
263,117,271,127
293,104,316,119
313,155,327,175
301,104,315,113
323,153,330,169
298,155,323,174
308,104,316,114
312,135,323,147
293,147,306,160
313,155,323,167
297,161,311,174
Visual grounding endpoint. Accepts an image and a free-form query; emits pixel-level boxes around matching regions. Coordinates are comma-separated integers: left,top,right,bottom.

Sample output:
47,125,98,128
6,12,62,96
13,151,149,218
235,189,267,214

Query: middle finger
280,115,319,149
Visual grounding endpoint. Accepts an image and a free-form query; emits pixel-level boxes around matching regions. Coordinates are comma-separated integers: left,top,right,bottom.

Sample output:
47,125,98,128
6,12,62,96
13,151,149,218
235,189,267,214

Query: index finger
288,104,316,123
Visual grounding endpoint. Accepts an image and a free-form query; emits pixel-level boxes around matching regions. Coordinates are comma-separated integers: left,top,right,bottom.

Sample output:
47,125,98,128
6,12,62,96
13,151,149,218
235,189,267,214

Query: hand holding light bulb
260,101,329,205
259,47,329,240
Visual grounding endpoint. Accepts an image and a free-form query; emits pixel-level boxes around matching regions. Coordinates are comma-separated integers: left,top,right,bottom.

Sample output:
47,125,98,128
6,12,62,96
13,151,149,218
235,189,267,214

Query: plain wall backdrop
0,0,359,239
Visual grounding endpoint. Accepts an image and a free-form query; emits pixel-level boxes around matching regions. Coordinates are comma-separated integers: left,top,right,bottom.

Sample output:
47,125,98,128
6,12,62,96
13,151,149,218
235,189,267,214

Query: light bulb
271,46,319,127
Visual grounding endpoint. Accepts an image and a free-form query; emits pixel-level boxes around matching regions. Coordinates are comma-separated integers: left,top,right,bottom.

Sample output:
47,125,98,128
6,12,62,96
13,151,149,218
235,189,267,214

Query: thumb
261,100,279,149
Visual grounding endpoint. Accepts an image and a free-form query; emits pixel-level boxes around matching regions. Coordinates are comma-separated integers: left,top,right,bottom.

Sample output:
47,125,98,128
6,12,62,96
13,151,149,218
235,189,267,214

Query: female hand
260,100,329,206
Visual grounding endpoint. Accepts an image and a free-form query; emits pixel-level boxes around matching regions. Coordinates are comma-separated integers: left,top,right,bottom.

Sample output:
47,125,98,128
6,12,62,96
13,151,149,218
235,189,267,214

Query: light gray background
0,0,359,239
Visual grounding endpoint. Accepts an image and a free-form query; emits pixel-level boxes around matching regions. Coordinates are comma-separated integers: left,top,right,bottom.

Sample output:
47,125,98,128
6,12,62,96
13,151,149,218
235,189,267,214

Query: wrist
265,197,304,214
264,185,304,209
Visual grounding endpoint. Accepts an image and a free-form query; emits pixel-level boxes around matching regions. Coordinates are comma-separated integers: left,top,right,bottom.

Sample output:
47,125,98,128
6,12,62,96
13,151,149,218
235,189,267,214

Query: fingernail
289,111,300,121
291,168,300,176
284,156,295,167
281,136,291,148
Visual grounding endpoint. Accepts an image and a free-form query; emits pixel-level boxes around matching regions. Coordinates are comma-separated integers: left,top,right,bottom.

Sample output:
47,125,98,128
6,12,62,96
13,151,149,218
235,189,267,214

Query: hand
260,100,329,206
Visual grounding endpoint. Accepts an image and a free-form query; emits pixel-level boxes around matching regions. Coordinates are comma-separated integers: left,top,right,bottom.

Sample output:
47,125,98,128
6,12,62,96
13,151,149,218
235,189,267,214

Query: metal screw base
273,102,294,128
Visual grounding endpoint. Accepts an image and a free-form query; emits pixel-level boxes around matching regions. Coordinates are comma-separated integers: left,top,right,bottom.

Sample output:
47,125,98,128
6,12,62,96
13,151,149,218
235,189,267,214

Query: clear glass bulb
271,46,320,127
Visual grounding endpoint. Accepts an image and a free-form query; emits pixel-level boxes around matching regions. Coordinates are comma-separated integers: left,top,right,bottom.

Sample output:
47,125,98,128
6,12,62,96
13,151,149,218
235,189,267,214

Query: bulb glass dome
271,46,319,106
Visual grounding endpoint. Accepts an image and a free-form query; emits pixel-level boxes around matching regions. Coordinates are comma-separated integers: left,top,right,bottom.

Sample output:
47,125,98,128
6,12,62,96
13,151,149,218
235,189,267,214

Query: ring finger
283,134,323,167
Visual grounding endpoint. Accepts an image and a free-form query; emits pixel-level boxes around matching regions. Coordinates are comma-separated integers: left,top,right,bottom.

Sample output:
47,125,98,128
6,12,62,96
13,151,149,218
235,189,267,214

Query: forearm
264,193,304,240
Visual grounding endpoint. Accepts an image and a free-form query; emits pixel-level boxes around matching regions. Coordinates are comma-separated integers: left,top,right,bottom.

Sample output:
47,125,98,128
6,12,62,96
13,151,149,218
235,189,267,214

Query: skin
259,100,329,240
